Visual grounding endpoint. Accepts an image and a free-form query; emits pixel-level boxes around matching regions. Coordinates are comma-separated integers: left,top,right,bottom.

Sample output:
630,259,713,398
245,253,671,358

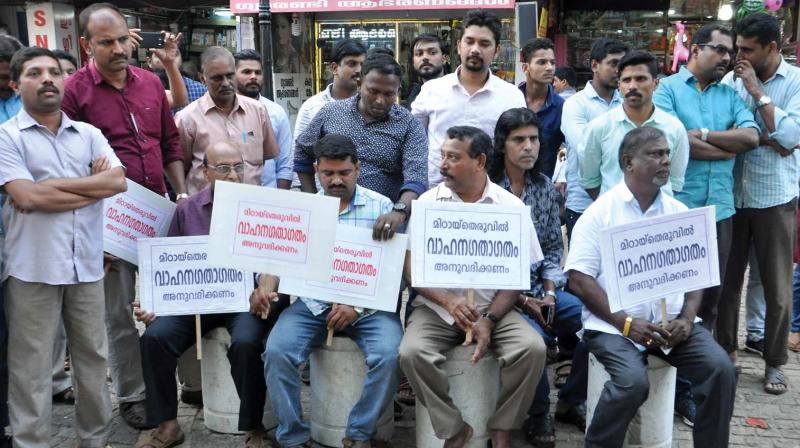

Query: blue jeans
792,264,800,333
523,290,587,417
264,301,403,445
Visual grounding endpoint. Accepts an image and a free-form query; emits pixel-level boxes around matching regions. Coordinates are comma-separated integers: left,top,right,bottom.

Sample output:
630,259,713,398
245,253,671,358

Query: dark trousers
697,217,733,331
565,208,582,243
0,287,7,428
718,198,797,366
141,312,271,430
584,326,736,448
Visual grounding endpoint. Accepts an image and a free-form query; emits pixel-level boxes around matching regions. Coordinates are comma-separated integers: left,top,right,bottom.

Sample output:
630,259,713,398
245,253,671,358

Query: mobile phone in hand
139,31,165,49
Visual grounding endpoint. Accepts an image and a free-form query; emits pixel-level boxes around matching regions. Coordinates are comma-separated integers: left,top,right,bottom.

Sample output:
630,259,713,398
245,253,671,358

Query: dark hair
589,38,629,64
331,39,366,65
234,49,262,68
368,46,394,58
735,12,781,47
314,134,359,164
521,38,554,64
461,10,502,46
555,66,577,87
691,24,732,48
617,50,658,79
361,52,402,78
489,108,542,184
52,49,78,70
79,2,125,39
10,46,61,83
618,126,666,169
0,35,23,63
446,126,493,160
201,46,234,72
411,33,445,53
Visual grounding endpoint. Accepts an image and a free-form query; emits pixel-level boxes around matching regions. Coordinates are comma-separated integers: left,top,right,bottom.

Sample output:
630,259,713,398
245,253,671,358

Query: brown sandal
135,428,185,448
788,332,800,353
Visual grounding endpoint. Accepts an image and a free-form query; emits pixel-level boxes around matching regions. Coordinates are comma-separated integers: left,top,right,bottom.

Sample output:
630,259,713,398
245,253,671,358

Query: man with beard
175,46,278,194
234,49,293,189
412,9,525,187
404,33,446,109
580,51,689,200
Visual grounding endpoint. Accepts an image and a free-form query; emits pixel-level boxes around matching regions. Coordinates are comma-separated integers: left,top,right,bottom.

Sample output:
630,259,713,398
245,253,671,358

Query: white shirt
411,68,526,187
564,182,689,335
412,176,544,325
293,84,337,189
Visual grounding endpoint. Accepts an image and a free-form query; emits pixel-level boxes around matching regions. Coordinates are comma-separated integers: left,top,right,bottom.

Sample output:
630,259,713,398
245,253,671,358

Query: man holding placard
134,141,281,448
399,126,545,448
260,135,403,448
565,127,735,447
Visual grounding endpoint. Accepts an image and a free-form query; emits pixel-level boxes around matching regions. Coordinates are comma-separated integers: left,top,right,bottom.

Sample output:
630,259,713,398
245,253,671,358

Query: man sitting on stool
258,134,404,448
134,141,284,448
565,126,736,448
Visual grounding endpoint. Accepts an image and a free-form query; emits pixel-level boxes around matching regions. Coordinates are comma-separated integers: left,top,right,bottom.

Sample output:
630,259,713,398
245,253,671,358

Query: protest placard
600,206,719,313
103,180,176,265
279,226,408,312
208,181,339,282
410,200,540,290
138,235,253,316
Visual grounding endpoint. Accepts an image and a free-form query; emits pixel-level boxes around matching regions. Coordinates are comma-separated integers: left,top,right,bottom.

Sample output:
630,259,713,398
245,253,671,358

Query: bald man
175,46,279,195
134,141,286,448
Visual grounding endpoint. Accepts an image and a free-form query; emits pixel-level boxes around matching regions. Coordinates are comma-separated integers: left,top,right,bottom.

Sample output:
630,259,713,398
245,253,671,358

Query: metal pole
259,0,274,100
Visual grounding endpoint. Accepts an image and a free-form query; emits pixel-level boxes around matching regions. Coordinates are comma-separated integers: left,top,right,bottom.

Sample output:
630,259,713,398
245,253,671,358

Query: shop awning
232,0,515,14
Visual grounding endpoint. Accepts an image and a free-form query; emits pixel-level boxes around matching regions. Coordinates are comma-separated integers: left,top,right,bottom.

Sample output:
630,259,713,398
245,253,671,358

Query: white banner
103,180,176,265
279,226,407,312
138,236,253,316
600,206,719,312
410,200,540,290
208,181,339,282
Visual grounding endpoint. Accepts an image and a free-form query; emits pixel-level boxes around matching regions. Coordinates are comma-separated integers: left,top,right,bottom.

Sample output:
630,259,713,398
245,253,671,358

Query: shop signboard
271,0,515,13
26,2,80,59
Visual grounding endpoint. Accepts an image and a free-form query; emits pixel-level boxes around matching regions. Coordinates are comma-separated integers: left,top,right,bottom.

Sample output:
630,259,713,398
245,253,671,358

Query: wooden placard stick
195,314,203,360
660,298,668,329
326,303,338,346
463,289,475,345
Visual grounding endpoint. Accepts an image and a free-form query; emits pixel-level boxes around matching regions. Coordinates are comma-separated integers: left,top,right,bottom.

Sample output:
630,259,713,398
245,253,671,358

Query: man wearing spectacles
134,140,285,448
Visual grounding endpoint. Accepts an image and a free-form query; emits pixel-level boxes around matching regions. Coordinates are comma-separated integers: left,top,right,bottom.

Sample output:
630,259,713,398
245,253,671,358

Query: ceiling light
718,4,734,21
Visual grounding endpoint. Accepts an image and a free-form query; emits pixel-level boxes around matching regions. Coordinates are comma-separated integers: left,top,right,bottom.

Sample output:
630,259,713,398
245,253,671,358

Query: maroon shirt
62,61,183,195
168,186,212,237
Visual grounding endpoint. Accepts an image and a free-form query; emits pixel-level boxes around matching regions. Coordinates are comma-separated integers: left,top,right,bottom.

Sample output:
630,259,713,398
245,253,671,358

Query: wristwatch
481,311,499,324
176,193,189,201
392,202,409,217
757,95,772,108
544,290,557,300
354,306,365,317
700,128,710,142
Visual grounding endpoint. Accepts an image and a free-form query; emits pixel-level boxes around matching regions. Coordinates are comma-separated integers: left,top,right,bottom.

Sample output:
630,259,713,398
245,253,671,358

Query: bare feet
788,332,800,352
443,423,473,448
489,429,512,448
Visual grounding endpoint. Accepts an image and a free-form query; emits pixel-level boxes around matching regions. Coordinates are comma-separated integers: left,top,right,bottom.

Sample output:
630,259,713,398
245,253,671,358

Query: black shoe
744,338,765,357
554,400,586,432
525,414,555,448
674,393,696,428
180,389,203,406
119,400,155,430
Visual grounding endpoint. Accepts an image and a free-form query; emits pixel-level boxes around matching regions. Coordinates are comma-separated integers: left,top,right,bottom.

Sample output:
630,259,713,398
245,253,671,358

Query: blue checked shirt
172,76,208,114
722,58,800,209
300,185,393,316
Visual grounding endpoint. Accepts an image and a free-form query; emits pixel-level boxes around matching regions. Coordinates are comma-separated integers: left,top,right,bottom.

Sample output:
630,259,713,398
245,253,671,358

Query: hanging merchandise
737,0,766,20
671,21,689,74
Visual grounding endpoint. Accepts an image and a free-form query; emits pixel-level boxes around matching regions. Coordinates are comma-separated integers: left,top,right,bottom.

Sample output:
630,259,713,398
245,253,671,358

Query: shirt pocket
133,100,162,140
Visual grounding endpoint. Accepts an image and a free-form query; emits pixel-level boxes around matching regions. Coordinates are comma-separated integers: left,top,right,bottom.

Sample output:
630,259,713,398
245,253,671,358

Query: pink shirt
175,92,278,194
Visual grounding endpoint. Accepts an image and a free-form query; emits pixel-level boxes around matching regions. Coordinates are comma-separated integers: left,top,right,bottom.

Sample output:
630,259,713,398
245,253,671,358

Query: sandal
135,428,185,448
244,430,273,448
53,386,75,404
788,332,800,353
554,362,571,389
764,366,789,395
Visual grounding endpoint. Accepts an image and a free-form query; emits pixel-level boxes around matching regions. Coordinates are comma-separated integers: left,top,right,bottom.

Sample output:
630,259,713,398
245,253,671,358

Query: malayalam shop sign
235,0,514,13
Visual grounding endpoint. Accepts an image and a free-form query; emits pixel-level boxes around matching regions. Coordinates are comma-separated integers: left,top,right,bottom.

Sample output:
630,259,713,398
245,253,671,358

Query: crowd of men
0,2,798,448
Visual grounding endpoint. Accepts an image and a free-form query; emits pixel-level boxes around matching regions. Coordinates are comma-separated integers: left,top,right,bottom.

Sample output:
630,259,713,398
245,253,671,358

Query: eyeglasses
697,44,735,58
206,162,245,176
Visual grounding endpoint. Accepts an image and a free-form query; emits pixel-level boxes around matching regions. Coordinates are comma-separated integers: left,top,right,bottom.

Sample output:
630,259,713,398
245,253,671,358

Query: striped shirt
722,58,800,209
301,185,393,316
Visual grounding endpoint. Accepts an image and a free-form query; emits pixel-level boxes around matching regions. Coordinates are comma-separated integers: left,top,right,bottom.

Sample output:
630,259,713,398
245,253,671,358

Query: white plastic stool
201,328,277,434
415,345,500,448
309,336,394,447
586,353,676,448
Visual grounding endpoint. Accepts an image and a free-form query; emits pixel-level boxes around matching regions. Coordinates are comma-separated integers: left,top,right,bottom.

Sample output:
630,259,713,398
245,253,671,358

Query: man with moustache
404,33,446,108
0,46,127,448
412,9,525,187
580,51,689,200
175,46,278,194
62,2,189,428
234,49,293,189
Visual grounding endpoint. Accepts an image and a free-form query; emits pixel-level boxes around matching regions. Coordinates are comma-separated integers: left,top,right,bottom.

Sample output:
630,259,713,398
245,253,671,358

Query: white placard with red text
103,180,177,265
279,225,407,312
207,181,339,281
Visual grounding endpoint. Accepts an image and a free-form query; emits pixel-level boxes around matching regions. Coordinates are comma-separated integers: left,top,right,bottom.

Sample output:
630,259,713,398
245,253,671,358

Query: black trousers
584,325,735,448
697,217,733,331
141,312,271,430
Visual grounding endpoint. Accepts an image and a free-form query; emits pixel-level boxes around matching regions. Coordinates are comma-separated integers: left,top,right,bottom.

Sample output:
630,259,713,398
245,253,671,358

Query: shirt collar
348,94,400,122
611,104,665,126
517,82,559,110
450,68,496,93
582,80,622,104
15,108,76,133
198,186,214,206
435,175,500,203
617,181,664,215
88,59,139,86
199,91,244,114
318,185,366,214
764,57,790,84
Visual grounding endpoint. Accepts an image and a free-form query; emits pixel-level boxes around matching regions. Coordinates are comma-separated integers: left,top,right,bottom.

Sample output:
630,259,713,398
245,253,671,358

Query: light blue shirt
258,95,294,187
0,95,21,124
301,185,393,316
654,66,759,221
722,58,800,209
560,81,622,213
